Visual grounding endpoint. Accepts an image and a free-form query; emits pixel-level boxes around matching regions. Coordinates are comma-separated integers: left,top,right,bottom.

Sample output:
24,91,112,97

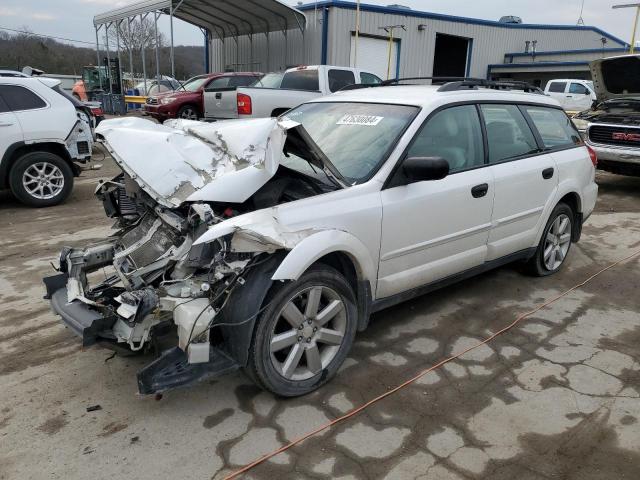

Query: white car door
378,105,494,298
481,104,558,260
0,88,24,159
566,82,593,112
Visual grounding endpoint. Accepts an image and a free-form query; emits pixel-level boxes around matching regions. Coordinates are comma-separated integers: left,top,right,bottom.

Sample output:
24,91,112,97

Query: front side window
360,72,383,85
569,82,589,95
523,106,583,149
181,76,211,91
0,85,47,111
280,70,320,91
406,105,484,173
480,104,538,163
282,102,418,183
328,69,356,92
547,81,566,93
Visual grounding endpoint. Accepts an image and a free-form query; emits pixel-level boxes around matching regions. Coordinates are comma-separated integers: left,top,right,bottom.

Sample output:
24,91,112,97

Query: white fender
271,229,377,286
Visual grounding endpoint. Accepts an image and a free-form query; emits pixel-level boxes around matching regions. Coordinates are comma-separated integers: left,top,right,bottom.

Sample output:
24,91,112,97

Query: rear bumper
44,273,115,347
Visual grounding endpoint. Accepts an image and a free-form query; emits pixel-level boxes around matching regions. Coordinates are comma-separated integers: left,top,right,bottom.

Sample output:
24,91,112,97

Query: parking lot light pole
613,3,640,53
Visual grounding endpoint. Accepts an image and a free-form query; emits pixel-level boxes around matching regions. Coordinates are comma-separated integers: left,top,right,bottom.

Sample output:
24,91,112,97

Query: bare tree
107,17,165,53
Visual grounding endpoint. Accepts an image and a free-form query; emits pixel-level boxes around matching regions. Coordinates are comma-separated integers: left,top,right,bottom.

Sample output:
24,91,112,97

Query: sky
0,0,636,47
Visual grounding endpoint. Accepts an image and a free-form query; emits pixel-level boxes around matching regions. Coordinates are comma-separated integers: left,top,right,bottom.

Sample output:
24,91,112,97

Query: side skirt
370,248,537,314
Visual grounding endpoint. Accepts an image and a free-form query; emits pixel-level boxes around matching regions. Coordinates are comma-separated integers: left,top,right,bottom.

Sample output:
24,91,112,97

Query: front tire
247,265,357,397
177,104,200,120
526,203,574,276
9,152,74,207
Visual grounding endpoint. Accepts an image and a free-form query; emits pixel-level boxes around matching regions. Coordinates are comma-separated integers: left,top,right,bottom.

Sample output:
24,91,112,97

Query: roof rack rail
339,77,543,94
437,79,544,94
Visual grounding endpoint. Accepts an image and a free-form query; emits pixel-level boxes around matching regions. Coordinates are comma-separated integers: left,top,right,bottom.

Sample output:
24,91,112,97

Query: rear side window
328,69,355,92
360,72,383,85
280,70,320,91
523,106,583,149
207,77,230,88
0,85,47,111
547,82,566,93
0,94,9,113
228,76,258,87
569,82,589,95
480,104,538,163
407,105,484,173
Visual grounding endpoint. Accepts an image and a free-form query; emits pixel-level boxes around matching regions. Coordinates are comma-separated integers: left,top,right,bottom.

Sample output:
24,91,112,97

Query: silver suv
0,76,94,206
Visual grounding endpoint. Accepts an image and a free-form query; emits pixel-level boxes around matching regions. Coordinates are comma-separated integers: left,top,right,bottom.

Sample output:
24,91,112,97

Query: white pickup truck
544,79,596,112
203,65,382,120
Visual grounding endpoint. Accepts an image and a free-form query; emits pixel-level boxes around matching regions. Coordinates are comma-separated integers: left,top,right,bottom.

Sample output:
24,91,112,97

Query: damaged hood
590,54,640,103
96,117,290,208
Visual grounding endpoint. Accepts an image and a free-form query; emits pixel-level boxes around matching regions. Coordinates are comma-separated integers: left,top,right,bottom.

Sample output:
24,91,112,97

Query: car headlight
160,97,177,105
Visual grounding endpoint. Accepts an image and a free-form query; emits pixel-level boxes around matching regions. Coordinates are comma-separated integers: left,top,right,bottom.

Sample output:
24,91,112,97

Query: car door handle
471,183,489,198
542,167,554,179
0,121,14,127
215,92,222,99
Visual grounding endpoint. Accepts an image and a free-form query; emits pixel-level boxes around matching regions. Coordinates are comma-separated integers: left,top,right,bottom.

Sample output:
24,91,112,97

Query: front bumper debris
137,346,239,395
44,274,115,347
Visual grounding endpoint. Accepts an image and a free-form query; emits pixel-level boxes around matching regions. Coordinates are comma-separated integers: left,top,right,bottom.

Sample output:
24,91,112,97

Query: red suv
143,72,262,121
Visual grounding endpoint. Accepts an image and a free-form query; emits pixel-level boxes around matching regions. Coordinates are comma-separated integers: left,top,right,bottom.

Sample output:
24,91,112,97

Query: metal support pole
154,13,160,83
284,30,288,69
354,0,361,67
116,21,123,95
249,34,253,72
140,14,147,94
170,6,175,78
266,32,270,71
95,26,103,90
105,23,113,94
128,18,134,88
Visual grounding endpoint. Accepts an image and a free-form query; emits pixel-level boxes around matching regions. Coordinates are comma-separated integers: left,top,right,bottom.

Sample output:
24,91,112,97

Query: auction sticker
337,114,384,126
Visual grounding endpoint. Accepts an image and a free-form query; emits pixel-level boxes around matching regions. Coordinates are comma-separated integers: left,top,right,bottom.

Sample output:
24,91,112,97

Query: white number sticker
336,114,384,126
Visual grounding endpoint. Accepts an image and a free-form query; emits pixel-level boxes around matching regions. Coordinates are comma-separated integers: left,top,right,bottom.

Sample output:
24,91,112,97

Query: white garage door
350,35,398,80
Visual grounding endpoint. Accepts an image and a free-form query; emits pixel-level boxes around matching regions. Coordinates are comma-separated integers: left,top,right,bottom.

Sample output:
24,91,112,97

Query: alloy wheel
269,285,346,381
22,162,65,200
543,213,571,271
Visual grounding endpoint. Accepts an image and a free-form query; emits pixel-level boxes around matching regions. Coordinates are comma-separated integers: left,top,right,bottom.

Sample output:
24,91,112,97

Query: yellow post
386,29,394,80
631,5,640,53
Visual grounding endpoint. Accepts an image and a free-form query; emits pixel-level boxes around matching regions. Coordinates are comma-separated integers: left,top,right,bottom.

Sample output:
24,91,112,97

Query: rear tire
246,265,357,397
9,152,74,207
526,203,574,276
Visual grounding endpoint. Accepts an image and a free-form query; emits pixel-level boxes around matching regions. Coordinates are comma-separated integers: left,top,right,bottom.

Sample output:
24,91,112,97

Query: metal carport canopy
93,0,307,38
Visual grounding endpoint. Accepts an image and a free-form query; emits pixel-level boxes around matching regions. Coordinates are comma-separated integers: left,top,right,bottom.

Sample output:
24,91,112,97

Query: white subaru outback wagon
44,79,598,397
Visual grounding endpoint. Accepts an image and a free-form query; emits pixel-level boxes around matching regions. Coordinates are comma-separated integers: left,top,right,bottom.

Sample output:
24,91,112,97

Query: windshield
250,73,283,88
281,102,418,183
181,76,210,92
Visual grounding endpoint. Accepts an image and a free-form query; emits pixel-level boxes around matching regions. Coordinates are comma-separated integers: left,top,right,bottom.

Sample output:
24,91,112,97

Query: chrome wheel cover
22,162,65,200
543,213,571,271
269,285,346,381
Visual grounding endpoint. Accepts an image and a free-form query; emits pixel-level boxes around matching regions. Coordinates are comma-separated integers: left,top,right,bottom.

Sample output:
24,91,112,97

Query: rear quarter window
0,85,47,111
280,70,320,91
328,69,356,92
547,82,566,93
523,106,582,149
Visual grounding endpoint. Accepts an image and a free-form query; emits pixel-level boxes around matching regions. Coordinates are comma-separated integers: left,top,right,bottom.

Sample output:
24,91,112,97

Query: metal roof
93,0,306,38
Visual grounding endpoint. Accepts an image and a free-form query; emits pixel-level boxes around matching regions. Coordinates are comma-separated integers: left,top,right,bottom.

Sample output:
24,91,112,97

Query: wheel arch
0,141,76,189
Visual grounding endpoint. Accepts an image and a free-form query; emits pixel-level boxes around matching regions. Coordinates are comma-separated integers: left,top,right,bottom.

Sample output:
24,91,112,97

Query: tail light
237,93,252,115
587,145,598,167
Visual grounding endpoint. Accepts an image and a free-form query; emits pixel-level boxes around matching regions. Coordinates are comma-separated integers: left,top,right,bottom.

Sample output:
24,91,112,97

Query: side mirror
402,156,449,184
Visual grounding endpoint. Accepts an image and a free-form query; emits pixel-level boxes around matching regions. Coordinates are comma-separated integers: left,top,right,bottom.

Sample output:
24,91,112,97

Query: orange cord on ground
223,249,640,480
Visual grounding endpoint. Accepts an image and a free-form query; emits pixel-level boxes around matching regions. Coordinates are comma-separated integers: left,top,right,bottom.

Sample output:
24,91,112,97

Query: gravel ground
1,151,639,480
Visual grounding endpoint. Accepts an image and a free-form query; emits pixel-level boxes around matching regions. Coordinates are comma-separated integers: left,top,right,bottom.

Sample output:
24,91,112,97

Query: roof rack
437,79,544,94
339,76,543,94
